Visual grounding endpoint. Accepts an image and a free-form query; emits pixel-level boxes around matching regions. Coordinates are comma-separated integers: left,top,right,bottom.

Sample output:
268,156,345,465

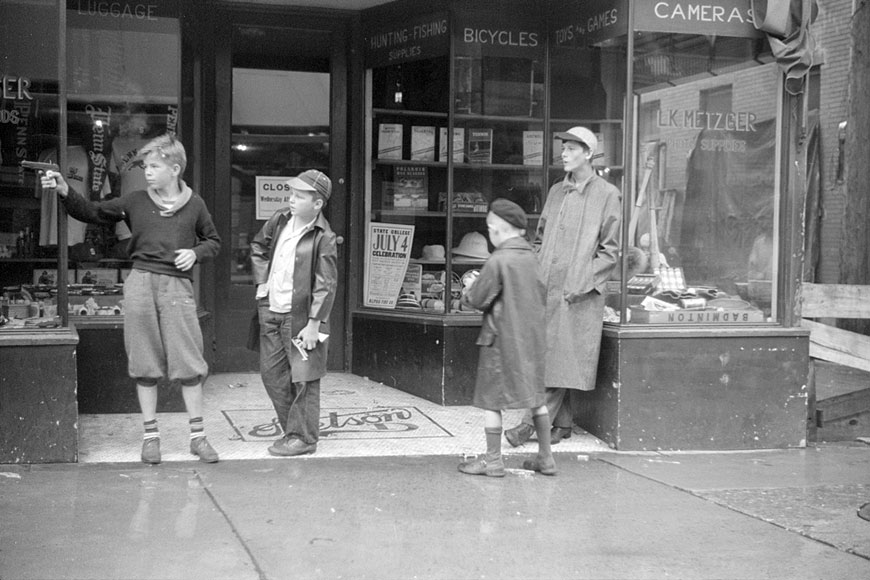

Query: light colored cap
286,169,332,200
451,231,491,260
553,126,598,152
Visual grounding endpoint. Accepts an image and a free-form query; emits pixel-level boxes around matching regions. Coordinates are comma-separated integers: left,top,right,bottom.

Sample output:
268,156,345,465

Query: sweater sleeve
61,188,126,226
192,201,221,263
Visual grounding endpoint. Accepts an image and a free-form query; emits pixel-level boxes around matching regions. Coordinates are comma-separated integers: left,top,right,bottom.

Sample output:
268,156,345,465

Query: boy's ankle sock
484,427,502,460
143,419,159,440
532,412,553,457
189,416,204,440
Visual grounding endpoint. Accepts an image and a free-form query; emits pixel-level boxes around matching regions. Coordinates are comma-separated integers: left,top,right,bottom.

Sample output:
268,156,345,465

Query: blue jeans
258,306,320,444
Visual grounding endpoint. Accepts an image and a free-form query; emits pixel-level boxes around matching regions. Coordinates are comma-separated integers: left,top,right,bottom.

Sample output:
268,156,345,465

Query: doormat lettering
222,406,453,441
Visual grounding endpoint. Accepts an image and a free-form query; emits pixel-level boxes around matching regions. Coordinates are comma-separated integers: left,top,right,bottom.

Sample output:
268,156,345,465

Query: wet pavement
2,447,869,579
1,373,869,579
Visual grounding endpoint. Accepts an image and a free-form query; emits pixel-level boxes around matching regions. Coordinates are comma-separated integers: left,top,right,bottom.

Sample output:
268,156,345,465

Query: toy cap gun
21,160,60,173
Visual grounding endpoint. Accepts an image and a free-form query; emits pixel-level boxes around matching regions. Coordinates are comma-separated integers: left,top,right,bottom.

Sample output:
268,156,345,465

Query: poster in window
364,222,415,309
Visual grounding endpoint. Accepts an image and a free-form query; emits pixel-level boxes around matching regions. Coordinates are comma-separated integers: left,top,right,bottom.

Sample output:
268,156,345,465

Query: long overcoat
249,209,338,382
536,173,621,390
461,237,546,410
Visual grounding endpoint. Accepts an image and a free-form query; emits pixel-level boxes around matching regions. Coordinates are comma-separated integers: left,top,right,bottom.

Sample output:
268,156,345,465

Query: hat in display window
451,231,490,260
396,293,422,309
421,244,446,261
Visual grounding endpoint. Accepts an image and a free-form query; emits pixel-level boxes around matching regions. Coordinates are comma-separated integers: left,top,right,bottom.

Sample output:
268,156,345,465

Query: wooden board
802,319,870,373
800,283,870,319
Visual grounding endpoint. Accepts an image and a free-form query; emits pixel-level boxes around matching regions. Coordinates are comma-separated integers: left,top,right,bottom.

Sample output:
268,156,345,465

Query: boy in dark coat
458,198,556,477
250,169,338,457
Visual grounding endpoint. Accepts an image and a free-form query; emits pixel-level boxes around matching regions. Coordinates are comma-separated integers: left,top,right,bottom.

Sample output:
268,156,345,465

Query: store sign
552,0,760,47
66,0,178,20
1,75,34,101
551,0,629,48
636,0,762,37
255,176,295,221
455,12,544,58
365,12,450,67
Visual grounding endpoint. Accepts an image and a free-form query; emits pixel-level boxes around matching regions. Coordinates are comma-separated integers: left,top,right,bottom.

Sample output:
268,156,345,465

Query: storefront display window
1,0,180,329
626,32,780,325
1,2,62,329
361,8,547,318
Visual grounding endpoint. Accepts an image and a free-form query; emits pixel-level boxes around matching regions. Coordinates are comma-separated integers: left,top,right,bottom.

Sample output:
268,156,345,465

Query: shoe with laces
190,436,219,463
141,437,161,464
458,455,505,477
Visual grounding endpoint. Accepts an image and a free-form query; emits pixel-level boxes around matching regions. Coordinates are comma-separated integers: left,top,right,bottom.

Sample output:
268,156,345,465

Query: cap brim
451,248,490,259
554,131,589,146
286,176,317,191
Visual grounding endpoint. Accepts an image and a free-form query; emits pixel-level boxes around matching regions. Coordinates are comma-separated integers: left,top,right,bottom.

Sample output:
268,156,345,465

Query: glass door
212,17,348,371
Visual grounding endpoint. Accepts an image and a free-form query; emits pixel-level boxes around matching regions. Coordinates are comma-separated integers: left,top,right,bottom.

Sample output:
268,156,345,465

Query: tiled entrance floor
78,372,612,463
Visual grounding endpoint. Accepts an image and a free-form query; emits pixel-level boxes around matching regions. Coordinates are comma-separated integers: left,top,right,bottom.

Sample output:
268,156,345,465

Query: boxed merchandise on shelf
522,130,543,165
467,128,493,164
377,123,403,159
76,268,117,285
439,127,464,162
410,125,436,161
383,166,428,210
401,263,422,300
32,268,58,286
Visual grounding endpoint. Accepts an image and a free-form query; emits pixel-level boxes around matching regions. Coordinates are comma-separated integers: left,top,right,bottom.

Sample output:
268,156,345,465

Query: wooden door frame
198,5,354,371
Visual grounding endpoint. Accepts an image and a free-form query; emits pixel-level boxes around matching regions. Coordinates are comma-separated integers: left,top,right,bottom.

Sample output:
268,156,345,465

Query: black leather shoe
550,426,572,444
504,423,535,447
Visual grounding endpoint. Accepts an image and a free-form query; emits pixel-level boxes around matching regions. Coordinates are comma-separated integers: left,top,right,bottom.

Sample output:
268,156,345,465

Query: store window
1,2,62,329
1,0,180,329
627,32,780,324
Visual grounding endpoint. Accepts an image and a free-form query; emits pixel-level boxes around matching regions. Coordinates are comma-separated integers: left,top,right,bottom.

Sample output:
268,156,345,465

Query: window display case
2,1,190,421
362,12,545,319
620,34,782,326
1,1,78,463
354,4,547,404
551,0,809,451
1,2,182,332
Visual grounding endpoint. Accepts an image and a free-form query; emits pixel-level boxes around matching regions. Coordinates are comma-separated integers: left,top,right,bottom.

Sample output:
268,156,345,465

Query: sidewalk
77,372,613,463
2,372,869,580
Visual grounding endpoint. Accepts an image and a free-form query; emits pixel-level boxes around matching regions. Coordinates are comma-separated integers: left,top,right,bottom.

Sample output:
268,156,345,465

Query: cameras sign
255,176,295,220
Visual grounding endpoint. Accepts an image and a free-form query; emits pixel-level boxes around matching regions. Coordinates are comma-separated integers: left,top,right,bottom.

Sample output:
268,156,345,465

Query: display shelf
374,159,448,168
361,8,545,323
372,108,448,119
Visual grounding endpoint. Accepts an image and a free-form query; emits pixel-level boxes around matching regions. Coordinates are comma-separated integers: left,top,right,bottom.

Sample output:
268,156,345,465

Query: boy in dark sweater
42,134,221,464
